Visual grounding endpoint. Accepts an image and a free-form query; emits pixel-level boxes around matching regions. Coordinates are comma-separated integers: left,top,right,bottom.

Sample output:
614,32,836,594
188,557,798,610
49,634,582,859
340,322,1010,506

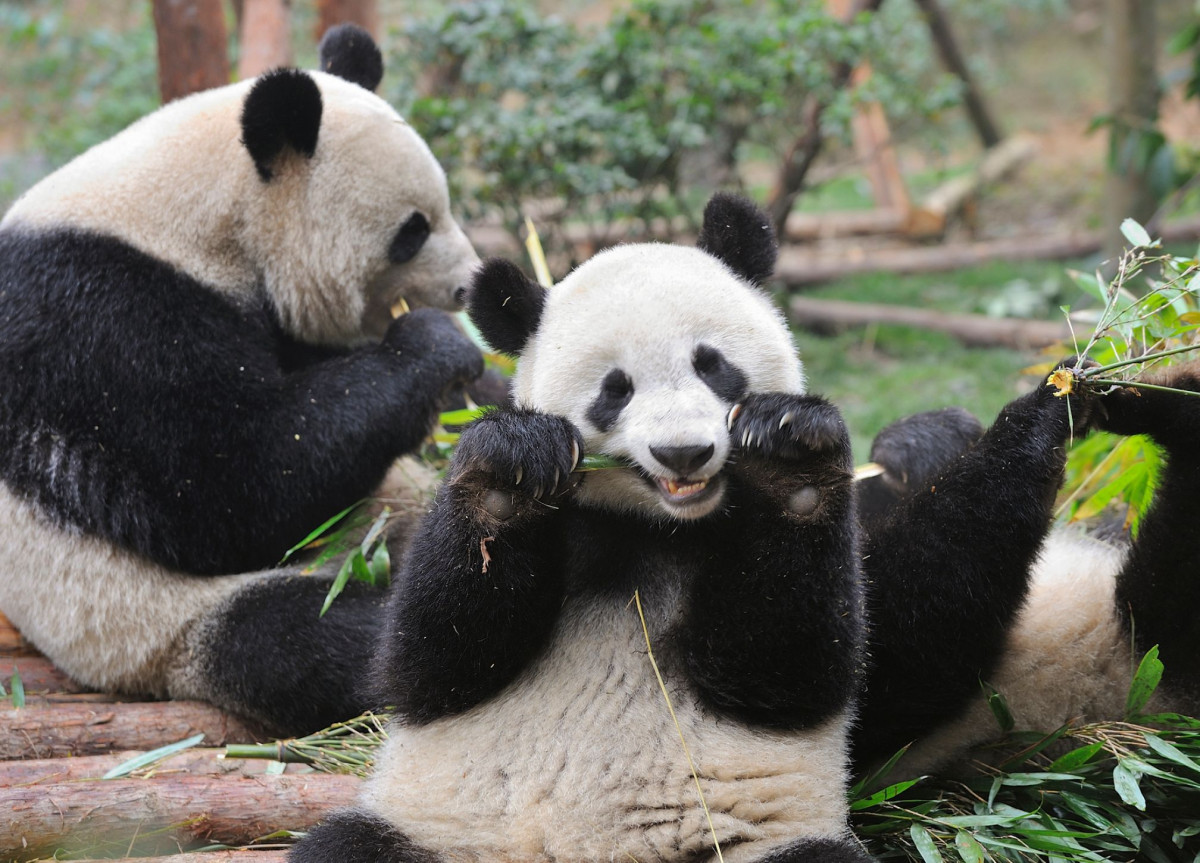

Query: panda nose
650,443,715,476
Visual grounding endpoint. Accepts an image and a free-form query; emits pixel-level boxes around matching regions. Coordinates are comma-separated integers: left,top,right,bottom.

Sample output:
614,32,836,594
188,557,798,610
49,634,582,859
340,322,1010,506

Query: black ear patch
318,23,384,93
241,69,323,182
466,259,547,356
696,192,778,286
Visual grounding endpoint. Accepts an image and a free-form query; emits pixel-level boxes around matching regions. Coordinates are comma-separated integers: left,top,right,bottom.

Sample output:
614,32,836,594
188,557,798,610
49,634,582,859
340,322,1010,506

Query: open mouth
650,474,721,510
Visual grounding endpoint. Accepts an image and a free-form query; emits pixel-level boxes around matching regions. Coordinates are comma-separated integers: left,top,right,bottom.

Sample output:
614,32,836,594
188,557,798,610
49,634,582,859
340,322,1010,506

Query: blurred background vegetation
2,0,1199,457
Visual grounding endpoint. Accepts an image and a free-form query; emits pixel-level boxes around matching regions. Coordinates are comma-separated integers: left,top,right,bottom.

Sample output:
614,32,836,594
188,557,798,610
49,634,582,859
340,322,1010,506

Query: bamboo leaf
103,733,206,779
1048,742,1106,773
953,831,985,863
9,666,23,708
909,825,945,863
1113,760,1147,810
281,501,361,564
1126,645,1164,717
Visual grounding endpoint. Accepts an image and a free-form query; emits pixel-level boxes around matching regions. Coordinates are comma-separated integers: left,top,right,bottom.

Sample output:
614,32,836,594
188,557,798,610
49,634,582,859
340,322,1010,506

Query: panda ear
696,192,778,286
318,23,384,93
467,259,547,356
241,69,323,182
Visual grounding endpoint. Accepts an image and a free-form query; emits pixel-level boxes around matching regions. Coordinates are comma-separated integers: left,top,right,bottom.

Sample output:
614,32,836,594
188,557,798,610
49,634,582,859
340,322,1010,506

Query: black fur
856,407,984,529
196,577,387,734
373,396,864,731
389,212,431,264
1094,364,1200,701
586,368,634,432
758,836,873,863
696,192,778,286
851,365,1095,767
694,343,749,402
0,229,482,576
466,258,547,355
240,68,323,181
289,809,440,863
318,23,385,93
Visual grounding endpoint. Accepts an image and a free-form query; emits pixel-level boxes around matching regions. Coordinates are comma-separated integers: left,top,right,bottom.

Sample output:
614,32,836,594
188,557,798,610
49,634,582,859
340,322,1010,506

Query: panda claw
570,439,580,471
553,468,560,490
779,411,794,430
514,466,523,486
727,404,743,431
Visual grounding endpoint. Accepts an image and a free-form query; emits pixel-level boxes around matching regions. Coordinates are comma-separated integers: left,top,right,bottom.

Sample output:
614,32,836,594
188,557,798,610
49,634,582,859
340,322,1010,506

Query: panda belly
0,482,262,696
898,528,1155,776
364,597,853,863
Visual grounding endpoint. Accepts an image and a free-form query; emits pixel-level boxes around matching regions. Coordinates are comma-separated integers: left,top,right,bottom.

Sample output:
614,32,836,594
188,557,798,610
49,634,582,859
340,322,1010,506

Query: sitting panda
0,25,483,735
291,193,874,863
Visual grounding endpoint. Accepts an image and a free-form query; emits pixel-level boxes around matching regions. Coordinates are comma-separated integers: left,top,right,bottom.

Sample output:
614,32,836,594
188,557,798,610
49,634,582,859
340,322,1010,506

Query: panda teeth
664,477,709,499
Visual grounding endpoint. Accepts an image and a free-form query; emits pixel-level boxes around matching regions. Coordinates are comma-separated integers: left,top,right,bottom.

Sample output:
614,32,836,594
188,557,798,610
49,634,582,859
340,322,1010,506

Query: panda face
243,73,479,345
510,244,805,521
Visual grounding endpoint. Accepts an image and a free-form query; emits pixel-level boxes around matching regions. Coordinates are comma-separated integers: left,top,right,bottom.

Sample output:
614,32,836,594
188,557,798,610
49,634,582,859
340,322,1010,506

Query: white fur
895,527,1174,777
2,72,477,346
367,594,854,862
512,244,805,520
0,460,434,697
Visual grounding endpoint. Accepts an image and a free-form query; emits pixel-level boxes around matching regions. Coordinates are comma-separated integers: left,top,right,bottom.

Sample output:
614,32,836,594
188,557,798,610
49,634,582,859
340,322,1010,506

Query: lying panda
0,25,483,735
291,194,874,862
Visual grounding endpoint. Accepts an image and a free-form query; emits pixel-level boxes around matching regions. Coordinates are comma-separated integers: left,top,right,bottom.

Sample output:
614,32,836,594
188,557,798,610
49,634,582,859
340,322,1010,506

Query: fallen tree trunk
2,655,87,694
0,612,38,656
68,854,288,863
789,296,1071,349
0,746,299,786
0,700,261,760
0,772,357,858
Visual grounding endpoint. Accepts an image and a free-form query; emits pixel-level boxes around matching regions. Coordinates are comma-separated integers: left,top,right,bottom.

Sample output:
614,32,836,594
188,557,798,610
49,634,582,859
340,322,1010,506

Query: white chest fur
365,595,853,862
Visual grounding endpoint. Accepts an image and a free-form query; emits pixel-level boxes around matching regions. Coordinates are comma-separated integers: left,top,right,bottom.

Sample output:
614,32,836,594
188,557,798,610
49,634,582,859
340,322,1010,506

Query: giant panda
849,362,1200,777
290,193,875,863
0,25,484,735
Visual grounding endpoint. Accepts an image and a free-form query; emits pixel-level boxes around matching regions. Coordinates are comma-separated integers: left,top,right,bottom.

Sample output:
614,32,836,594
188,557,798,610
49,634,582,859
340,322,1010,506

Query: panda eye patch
693,344,748,402
389,212,431,264
587,368,633,432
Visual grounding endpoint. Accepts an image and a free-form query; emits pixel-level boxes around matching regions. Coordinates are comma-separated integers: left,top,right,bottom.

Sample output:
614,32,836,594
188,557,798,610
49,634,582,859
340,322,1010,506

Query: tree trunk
315,0,379,42
765,0,885,237
0,772,358,858
911,0,1003,148
151,0,230,103
0,700,262,760
1104,0,1160,260
238,0,293,79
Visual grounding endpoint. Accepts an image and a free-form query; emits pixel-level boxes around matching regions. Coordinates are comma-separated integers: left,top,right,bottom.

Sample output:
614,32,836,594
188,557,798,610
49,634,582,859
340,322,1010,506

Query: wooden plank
0,611,39,657
68,854,288,863
0,700,262,760
0,746,305,786
1,655,88,694
0,772,358,858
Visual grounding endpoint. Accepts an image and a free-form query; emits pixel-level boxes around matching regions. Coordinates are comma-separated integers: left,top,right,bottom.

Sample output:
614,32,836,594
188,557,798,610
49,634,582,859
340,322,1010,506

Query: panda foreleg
754,835,874,863
288,808,440,863
372,408,584,723
680,393,864,729
1096,363,1200,699
852,365,1095,765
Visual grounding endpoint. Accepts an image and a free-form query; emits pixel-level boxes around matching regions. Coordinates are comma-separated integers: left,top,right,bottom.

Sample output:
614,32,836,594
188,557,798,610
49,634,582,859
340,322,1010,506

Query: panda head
468,193,804,521
239,25,479,343
2,24,476,347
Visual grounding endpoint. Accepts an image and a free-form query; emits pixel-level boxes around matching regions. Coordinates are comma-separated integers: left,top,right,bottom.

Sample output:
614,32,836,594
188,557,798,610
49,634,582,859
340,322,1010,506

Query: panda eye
388,212,431,264
693,344,748,402
587,368,633,432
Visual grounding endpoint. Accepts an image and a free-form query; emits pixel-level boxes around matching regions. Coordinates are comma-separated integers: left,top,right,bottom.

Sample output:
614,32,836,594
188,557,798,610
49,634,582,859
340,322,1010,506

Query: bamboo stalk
0,773,358,858
0,700,262,760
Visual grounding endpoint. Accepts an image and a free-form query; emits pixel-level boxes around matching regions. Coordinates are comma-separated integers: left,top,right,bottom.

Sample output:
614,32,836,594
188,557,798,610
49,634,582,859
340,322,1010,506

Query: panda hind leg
754,836,874,863
1097,361,1200,702
288,809,440,863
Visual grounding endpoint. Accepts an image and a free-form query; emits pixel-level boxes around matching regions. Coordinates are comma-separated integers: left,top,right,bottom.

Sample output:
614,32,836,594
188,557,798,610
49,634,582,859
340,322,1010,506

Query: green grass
785,257,1102,461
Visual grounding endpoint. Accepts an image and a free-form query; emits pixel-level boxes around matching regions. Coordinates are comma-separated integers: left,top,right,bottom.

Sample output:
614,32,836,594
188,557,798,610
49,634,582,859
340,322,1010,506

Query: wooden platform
0,612,354,862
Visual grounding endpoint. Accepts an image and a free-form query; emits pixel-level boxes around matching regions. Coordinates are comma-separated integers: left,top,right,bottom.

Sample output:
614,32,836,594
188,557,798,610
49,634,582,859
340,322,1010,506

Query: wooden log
789,296,1072,349
0,772,358,858
0,746,304,787
906,134,1038,238
69,854,289,863
1,655,88,694
0,611,39,657
0,700,262,760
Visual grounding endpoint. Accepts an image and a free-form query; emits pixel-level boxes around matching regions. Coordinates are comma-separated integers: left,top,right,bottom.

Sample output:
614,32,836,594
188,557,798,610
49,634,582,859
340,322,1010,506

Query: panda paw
450,409,584,516
729,393,851,466
384,308,484,386
1094,359,1200,447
